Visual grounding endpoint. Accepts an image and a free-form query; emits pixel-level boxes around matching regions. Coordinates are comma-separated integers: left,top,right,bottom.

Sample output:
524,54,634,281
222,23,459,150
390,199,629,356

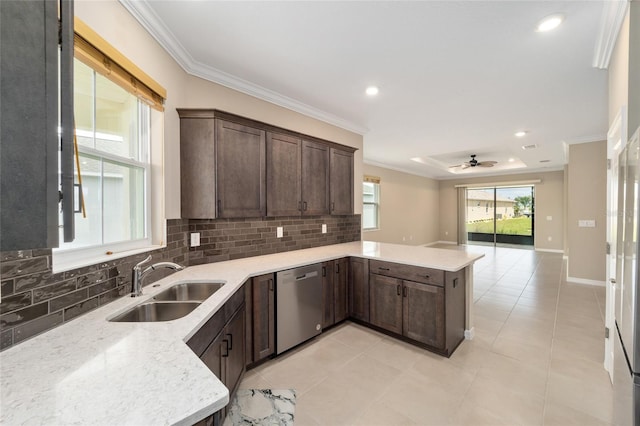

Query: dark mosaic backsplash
0,215,360,351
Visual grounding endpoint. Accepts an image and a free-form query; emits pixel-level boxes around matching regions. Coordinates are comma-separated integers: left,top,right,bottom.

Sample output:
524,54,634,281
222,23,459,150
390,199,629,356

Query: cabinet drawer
369,260,444,287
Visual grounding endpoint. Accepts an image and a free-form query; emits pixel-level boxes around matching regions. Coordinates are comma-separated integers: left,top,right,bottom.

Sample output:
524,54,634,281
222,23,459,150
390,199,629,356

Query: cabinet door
0,0,63,250
224,305,246,396
334,258,349,323
252,274,275,361
349,257,370,322
266,132,302,216
329,148,354,215
179,116,216,218
403,280,445,349
216,119,266,218
301,140,330,215
370,274,403,334
321,262,335,329
200,331,225,383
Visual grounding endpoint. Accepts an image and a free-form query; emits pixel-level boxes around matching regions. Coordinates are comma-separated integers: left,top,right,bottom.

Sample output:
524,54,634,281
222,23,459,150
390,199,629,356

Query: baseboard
566,276,606,287
464,328,475,340
534,248,564,253
425,240,457,247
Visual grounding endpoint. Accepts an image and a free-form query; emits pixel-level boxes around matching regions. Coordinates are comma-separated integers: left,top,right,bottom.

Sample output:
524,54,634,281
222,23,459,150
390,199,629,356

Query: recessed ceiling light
365,86,379,96
536,14,564,32
410,157,426,164
515,131,528,137
508,158,515,162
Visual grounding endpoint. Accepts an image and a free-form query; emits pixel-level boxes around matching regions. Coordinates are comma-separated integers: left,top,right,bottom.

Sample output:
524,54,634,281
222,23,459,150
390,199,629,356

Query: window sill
52,244,166,274
363,228,380,232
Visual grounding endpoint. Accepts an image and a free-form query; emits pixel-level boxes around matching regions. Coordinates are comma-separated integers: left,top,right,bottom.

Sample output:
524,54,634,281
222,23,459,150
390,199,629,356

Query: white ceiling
121,0,612,179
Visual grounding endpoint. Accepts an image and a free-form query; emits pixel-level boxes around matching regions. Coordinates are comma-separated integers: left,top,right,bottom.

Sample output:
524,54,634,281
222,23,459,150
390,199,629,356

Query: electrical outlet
321,224,327,234
276,226,283,238
190,232,200,247
548,236,552,242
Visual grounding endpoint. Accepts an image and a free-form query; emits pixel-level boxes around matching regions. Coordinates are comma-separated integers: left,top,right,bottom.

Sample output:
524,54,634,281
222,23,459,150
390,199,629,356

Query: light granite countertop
0,241,483,426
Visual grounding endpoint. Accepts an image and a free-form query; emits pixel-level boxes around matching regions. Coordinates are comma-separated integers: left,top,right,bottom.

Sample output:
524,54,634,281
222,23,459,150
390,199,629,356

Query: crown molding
592,0,629,69
119,0,368,135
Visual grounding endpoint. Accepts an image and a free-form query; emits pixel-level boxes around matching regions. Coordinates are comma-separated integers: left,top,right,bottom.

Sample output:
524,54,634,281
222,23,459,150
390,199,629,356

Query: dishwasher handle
295,271,319,280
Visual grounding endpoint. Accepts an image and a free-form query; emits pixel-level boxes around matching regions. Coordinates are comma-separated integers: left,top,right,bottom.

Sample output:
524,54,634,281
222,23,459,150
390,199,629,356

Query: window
363,176,380,230
54,19,166,270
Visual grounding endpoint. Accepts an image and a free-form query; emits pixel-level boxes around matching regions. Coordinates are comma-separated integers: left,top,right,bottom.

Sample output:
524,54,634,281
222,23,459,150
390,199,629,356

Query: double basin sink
110,282,223,322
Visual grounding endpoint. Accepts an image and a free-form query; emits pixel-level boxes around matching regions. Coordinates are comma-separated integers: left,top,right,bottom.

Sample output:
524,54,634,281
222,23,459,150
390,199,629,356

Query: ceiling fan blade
449,164,462,168
461,164,471,169
477,161,497,167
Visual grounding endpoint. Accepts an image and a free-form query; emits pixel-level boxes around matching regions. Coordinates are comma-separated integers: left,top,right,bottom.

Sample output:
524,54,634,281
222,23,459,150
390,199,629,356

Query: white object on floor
223,389,296,426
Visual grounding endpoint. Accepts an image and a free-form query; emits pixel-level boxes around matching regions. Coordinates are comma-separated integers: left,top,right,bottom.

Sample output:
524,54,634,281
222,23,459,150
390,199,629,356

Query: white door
605,108,627,381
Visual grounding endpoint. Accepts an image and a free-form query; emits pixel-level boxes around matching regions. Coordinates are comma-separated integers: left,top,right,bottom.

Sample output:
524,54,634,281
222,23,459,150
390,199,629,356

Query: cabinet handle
379,267,390,271
269,278,274,291
322,266,326,277
331,202,335,211
222,340,229,357
303,201,308,211
403,286,407,297
298,201,302,212
397,284,401,295
453,278,458,288
425,274,430,279
226,333,233,351
336,263,340,274
217,199,222,214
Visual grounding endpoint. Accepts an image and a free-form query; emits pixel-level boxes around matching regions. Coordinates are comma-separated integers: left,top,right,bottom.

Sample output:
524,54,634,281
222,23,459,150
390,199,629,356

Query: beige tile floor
238,245,614,425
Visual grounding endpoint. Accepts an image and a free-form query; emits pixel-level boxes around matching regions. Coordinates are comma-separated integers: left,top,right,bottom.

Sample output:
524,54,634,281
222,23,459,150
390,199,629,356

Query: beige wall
566,141,607,282
362,164,440,245
75,0,364,221
608,12,629,129
438,170,565,251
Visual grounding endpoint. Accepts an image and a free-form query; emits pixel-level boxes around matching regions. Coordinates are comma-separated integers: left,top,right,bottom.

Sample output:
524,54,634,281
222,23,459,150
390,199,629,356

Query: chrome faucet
131,255,185,297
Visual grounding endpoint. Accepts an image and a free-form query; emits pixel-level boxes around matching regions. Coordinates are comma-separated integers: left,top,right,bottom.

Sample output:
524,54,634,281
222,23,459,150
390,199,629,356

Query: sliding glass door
465,186,534,246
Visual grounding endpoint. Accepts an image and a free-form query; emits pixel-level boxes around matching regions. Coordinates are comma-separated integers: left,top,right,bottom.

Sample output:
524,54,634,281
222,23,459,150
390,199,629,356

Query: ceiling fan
449,154,497,169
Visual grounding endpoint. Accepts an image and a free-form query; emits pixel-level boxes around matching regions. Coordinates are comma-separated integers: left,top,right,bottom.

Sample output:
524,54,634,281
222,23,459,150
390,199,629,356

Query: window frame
363,179,381,231
52,19,166,272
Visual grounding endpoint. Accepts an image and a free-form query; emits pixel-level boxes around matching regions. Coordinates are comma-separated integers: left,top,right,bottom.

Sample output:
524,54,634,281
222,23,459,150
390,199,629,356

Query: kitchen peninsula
0,241,483,425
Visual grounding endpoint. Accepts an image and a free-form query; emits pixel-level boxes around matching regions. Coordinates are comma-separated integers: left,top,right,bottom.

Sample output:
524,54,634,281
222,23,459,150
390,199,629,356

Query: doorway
465,186,535,247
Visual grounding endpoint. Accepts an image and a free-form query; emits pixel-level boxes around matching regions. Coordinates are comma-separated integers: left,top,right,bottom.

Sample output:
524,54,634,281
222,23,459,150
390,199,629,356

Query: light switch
190,232,201,247
277,226,283,238
546,216,552,221
321,224,327,234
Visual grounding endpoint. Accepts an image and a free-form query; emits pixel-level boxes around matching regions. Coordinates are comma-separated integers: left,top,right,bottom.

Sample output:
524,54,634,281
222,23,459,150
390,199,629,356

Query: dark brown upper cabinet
266,132,302,216
329,148,354,215
178,109,355,219
216,120,266,218
1,0,74,250
267,133,330,216
178,110,266,218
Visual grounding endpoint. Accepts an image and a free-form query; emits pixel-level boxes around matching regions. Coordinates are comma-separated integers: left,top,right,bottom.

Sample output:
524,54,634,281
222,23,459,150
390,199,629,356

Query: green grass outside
466,216,532,236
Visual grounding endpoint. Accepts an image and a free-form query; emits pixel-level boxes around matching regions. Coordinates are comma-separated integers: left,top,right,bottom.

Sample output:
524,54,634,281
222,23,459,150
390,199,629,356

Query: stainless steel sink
110,301,200,322
152,282,224,302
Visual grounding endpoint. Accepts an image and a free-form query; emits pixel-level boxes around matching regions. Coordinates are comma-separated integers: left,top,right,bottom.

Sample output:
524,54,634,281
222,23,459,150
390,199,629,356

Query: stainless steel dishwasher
276,263,323,354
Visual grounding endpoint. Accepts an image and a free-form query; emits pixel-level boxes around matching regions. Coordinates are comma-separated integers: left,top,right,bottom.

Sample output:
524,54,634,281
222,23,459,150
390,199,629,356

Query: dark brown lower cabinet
349,257,369,322
369,274,403,335
368,268,465,356
321,258,349,329
187,285,246,426
250,273,275,362
198,304,245,422
403,280,445,349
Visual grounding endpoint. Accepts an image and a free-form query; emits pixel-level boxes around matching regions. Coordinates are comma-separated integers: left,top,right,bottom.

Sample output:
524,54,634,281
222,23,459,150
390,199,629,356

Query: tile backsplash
0,215,360,351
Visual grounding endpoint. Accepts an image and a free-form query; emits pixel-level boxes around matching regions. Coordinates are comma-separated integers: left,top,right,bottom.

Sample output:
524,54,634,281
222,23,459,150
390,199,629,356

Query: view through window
466,186,534,246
